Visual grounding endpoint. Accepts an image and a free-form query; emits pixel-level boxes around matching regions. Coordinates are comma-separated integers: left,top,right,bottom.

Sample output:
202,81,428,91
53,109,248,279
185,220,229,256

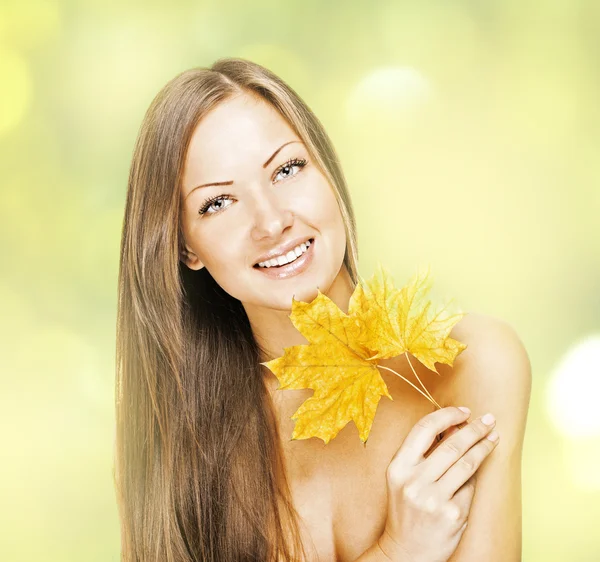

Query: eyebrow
184,140,303,200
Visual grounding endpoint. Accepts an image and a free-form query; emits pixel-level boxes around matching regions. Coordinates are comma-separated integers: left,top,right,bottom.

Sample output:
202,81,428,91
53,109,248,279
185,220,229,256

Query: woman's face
180,92,348,312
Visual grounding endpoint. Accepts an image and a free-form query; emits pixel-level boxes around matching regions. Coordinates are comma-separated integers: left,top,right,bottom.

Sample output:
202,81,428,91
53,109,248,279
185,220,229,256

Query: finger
417,414,497,483
443,421,468,440
423,421,469,459
444,479,475,528
451,475,476,511
392,407,471,467
437,433,499,499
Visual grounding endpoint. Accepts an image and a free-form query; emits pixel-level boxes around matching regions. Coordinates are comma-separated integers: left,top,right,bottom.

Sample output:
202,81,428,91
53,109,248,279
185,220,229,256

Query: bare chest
272,355,453,562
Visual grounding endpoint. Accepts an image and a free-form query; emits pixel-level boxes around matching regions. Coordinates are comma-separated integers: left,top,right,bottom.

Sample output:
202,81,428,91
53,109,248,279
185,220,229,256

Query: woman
114,57,532,562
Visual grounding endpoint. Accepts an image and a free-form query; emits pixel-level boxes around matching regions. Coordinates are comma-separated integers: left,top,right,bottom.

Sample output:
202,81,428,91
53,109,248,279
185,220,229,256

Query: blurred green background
1,0,598,560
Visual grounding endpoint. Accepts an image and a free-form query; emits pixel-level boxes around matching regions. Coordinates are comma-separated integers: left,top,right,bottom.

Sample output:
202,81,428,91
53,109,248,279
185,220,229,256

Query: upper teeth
257,240,311,268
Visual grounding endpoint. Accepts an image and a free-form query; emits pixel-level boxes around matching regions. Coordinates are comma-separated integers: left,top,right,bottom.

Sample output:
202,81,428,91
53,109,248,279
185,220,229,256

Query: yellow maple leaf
349,262,467,372
260,290,391,444
260,263,467,444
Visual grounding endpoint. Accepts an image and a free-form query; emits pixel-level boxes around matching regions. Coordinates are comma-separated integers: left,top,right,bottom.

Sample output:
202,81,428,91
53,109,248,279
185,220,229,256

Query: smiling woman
115,57,361,562
114,57,531,562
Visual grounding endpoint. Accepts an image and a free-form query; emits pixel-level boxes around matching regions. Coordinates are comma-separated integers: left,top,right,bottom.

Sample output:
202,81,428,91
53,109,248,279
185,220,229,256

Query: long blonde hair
114,57,360,561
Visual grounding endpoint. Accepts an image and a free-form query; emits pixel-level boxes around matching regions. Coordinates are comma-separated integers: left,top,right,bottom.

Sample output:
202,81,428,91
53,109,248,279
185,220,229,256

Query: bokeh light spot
0,47,32,136
345,66,433,127
546,334,600,438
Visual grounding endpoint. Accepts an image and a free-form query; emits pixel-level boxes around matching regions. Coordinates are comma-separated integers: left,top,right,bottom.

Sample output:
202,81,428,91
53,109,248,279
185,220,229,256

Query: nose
250,188,294,242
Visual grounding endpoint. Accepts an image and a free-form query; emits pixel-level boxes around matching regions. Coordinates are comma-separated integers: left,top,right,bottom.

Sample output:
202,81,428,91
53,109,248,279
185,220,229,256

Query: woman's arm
353,535,410,561
355,314,532,562
444,314,532,561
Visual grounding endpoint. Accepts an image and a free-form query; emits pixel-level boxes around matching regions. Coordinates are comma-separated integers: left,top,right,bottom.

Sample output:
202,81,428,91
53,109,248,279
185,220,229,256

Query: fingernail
481,413,496,425
487,430,499,441
458,406,471,415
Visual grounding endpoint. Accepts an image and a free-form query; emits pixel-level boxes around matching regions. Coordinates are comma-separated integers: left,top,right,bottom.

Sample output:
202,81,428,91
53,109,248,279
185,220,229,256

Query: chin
254,278,322,312
290,284,321,305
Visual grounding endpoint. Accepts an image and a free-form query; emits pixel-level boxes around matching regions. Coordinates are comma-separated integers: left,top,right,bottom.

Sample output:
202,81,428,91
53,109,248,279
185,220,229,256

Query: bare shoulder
436,312,533,561
438,312,533,411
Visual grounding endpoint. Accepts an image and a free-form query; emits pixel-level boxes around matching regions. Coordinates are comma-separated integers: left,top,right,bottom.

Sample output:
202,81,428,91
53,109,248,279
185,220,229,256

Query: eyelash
198,157,308,216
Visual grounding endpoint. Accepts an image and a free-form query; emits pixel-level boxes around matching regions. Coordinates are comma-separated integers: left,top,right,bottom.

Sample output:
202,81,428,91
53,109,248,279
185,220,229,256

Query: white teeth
257,239,312,268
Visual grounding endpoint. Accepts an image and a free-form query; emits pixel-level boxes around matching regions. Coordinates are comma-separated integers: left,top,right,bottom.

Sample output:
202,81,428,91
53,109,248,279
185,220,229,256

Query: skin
178,92,532,561
179,91,354,374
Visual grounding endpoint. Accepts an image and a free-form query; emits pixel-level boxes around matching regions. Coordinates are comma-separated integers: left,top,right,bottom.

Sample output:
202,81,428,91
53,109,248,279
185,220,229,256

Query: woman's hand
377,406,500,562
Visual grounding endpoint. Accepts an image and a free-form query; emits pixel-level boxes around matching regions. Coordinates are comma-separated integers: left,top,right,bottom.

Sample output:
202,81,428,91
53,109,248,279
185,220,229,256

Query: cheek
185,213,241,267
298,178,343,226
204,244,240,271
316,189,346,244
188,227,236,270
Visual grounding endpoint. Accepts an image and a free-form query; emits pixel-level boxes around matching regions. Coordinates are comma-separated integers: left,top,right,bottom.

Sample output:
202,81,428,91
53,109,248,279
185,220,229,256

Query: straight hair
114,57,360,561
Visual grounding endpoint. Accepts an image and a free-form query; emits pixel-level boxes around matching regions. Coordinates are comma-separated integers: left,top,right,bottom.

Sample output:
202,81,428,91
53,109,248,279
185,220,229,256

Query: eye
198,194,234,216
273,157,307,184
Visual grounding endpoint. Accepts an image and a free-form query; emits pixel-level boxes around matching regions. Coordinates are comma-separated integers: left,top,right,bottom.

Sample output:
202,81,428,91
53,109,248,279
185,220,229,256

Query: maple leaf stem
376,364,442,409
403,352,442,409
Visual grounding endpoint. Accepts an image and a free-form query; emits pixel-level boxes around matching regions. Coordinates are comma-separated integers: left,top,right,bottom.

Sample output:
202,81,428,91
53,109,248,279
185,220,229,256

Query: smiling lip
253,235,313,266
253,238,315,279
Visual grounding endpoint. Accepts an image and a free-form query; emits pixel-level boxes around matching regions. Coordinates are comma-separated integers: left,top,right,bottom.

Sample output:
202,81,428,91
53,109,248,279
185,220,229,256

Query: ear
180,245,205,271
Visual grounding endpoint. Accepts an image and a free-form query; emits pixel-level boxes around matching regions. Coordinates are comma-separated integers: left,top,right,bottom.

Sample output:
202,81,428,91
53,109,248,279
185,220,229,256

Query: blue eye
197,157,308,216
273,157,308,184
198,194,234,216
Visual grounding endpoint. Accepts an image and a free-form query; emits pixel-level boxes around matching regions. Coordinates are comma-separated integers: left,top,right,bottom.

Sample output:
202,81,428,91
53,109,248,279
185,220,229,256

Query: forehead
184,93,298,177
